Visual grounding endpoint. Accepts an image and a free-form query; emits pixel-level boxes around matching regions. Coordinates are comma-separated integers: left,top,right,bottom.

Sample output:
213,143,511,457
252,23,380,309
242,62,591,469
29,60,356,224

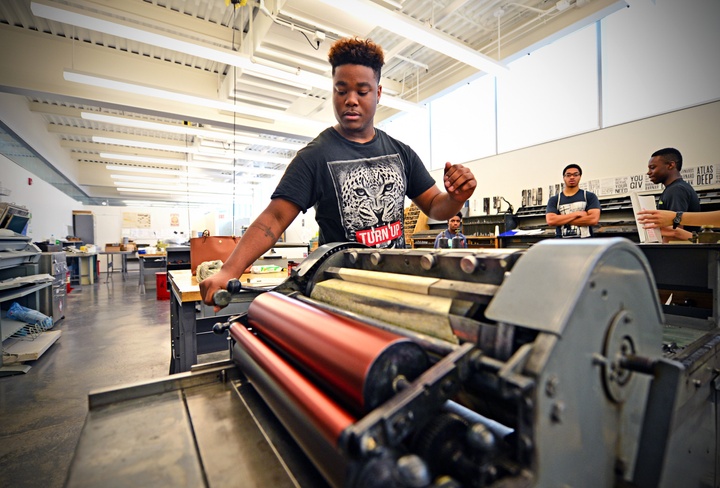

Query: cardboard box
35,242,62,252
121,243,137,252
105,244,121,252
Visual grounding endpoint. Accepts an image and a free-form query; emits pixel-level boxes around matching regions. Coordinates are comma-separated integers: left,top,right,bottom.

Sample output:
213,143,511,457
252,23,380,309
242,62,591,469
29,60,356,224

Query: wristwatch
672,211,684,229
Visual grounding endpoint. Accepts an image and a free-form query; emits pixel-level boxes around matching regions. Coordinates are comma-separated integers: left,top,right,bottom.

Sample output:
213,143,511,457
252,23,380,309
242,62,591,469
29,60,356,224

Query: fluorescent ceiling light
33,2,418,111
110,174,213,184
238,69,312,91
315,0,509,77
189,153,235,165
101,152,285,173
106,165,188,175
234,166,285,176
121,200,202,208
230,89,293,110
254,45,330,73
231,134,304,151
101,153,187,165
97,136,242,160
234,75,312,97
118,192,248,205
65,70,327,129
94,136,191,153
105,155,232,172
30,1,247,67
113,181,233,192
113,178,273,193
97,140,292,166
378,0,403,8
239,58,329,90
234,152,292,165
82,112,307,151
379,95,426,112
117,187,252,197
100,153,222,171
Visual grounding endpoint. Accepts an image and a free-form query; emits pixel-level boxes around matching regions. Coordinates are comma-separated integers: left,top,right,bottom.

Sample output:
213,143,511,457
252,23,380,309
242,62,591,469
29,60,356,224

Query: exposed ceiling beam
0,25,322,139
30,0,420,111
314,0,509,77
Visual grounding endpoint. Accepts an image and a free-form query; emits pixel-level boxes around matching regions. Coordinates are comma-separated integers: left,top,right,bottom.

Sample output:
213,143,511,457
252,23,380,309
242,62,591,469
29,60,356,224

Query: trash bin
156,272,170,300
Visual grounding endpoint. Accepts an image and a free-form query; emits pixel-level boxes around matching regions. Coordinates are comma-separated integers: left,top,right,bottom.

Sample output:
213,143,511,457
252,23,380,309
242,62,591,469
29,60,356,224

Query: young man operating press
201,37,476,309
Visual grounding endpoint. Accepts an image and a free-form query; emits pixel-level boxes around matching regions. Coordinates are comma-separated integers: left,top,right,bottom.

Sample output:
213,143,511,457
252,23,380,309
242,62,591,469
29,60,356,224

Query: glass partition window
601,0,720,127
496,24,599,153
380,1,720,168
380,108,432,169
430,76,497,169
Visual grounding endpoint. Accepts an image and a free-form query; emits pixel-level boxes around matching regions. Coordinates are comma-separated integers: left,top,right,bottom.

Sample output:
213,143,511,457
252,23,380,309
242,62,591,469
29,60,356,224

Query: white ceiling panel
0,0,625,205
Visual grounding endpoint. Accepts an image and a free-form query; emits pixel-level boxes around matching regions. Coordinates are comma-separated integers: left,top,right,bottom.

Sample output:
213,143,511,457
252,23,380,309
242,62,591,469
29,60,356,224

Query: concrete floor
0,275,173,488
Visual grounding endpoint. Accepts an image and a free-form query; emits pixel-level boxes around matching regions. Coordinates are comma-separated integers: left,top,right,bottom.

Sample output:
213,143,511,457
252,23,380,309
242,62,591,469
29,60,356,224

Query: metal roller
229,322,355,446
310,278,458,343
247,291,430,414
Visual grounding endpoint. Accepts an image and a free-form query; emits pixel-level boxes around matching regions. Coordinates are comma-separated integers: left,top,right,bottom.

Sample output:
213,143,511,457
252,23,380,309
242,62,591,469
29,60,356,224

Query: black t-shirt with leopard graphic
271,127,435,248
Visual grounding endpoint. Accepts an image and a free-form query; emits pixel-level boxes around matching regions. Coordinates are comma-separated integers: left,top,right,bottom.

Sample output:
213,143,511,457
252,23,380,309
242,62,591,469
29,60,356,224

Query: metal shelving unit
0,278,55,376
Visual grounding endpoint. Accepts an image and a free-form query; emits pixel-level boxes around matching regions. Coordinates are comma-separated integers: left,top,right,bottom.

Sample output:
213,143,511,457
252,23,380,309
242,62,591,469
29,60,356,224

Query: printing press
66,238,720,488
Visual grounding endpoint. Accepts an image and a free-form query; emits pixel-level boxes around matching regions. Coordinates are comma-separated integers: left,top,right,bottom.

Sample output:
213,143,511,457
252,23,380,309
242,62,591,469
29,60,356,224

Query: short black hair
455,212,463,219
328,37,384,83
651,147,683,170
562,164,582,176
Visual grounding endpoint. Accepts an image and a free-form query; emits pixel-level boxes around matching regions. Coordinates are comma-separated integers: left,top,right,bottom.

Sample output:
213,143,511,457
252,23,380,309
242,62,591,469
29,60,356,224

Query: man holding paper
638,209,719,229
645,147,700,242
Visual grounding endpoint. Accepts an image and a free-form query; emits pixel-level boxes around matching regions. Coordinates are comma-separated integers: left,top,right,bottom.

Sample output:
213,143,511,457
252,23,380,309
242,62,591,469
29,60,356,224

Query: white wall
85,205,189,244
429,100,720,215
0,92,89,241
602,0,720,126
0,154,79,241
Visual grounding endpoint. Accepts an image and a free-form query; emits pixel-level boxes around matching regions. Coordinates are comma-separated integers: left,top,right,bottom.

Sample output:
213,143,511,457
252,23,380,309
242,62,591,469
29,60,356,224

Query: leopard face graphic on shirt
328,155,406,248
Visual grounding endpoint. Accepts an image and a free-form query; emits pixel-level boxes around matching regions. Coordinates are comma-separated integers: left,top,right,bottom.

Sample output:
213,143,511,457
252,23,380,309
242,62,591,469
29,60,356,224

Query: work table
167,269,288,374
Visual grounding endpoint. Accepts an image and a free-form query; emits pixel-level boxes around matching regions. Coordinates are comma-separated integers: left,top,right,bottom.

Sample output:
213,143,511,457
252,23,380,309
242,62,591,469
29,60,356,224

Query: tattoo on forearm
250,222,277,241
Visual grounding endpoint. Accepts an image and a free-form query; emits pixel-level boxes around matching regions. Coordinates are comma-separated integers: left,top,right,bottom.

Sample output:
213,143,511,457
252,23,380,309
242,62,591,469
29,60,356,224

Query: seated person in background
645,147,701,242
434,212,467,248
638,209,718,230
545,164,601,238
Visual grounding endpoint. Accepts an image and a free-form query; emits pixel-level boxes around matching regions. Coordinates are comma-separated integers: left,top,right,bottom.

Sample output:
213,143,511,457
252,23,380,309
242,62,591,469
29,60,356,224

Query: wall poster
122,212,152,229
